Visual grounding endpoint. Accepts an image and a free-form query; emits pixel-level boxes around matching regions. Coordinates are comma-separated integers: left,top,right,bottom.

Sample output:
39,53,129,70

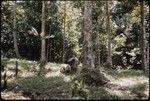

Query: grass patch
88,86,120,100
15,76,70,91
1,58,39,72
2,58,149,100
143,69,149,78
129,83,147,99
8,76,71,99
130,83,146,92
105,68,149,78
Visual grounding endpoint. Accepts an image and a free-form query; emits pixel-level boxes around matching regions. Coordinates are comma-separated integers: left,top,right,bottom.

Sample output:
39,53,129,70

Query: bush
129,83,147,98
71,80,89,99
88,86,120,100
1,58,8,71
74,67,109,86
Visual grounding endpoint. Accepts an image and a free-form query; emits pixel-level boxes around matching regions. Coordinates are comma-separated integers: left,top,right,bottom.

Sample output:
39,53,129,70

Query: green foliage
1,58,40,73
143,69,149,78
20,63,29,71
1,58,9,71
3,60,149,100
1,1,149,67
105,67,149,78
19,61,39,73
117,70,142,78
130,83,146,92
71,80,89,99
73,67,109,87
10,76,71,99
1,1,149,99
88,86,120,100
129,83,147,98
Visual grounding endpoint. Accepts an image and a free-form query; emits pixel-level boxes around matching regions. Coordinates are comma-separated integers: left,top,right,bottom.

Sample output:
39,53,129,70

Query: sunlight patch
113,76,149,87
20,72,35,77
45,63,68,72
1,91,30,100
63,76,71,82
45,71,61,77
105,88,124,97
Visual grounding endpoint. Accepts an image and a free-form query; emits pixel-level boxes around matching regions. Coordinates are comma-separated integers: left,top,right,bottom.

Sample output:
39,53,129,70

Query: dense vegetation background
1,0,149,100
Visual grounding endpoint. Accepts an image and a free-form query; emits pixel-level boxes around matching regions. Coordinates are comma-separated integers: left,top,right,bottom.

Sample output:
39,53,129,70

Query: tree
140,0,147,70
62,1,66,63
83,1,95,68
13,1,21,58
106,0,112,67
40,1,47,65
146,40,149,68
92,1,103,68
96,31,100,67
46,1,52,62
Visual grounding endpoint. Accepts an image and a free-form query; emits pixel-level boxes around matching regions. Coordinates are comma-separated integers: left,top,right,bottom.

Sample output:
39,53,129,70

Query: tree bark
46,1,52,62
140,1,147,70
146,41,149,68
15,61,18,78
97,32,100,67
95,31,100,67
62,1,66,63
13,1,21,59
106,0,112,67
41,1,47,64
83,1,95,68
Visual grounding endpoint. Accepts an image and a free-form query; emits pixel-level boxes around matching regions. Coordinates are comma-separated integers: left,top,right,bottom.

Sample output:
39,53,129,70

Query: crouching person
61,57,79,75
67,57,79,73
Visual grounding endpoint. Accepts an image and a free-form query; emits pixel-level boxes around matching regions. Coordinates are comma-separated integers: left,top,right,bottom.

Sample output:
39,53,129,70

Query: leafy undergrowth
7,76,71,100
1,58,149,100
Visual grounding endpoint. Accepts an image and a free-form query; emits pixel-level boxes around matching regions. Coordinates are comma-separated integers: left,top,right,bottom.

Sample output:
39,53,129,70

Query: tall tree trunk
140,1,147,70
46,1,52,62
46,29,49,62
15,61,18,78
106,0,112,67
97,32,100,67
62,1,66,63
146,41,149,68
13,1,21,59
40,1,47,65
83,1,95,68
95,31,100,67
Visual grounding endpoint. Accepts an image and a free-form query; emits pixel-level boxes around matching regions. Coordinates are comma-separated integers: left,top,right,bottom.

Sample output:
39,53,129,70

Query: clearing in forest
1,59,149,100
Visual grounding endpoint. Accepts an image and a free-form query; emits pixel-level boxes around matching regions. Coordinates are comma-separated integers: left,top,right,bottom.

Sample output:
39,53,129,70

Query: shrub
73,67,109,87
129,83,147,98
71,80,89,99
1,58,8,71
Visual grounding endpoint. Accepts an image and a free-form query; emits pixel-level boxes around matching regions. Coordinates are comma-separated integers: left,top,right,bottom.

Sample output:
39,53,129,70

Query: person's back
67,57,79,72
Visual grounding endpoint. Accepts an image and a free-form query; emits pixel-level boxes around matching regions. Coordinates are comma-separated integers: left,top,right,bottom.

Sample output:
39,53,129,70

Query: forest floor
1,58,149,100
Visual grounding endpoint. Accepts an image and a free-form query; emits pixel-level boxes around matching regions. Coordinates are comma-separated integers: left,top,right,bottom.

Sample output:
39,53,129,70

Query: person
67,54,79,72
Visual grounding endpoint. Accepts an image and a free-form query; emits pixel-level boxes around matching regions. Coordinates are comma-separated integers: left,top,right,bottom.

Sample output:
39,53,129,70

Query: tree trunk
46,1,52,62
13,1,21,59
83,1,95,68
46,38,49,62
106,0,112,67
95,31,100,67
40,1,47,66
62,1,66,63
140,1,147,70
2,71,7,91
146,41,149,68
97,32,100,67
15,61,18,78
